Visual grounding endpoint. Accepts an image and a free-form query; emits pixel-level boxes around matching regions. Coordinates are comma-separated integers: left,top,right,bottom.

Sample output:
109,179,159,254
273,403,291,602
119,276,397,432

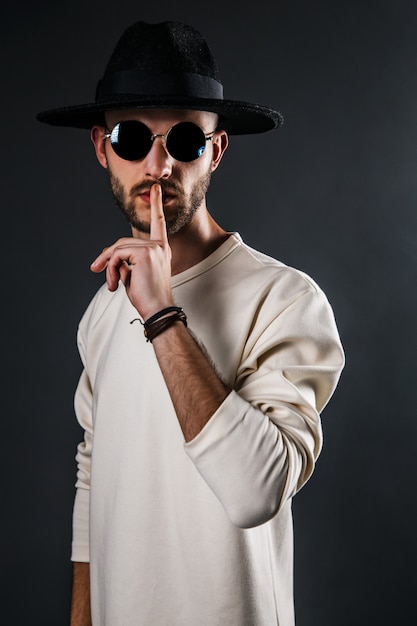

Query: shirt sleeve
184,287,344,529
71,335,93,562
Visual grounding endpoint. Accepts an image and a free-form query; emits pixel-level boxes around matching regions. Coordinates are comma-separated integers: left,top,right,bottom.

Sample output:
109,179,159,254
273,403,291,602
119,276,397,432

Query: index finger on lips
150,184,168,244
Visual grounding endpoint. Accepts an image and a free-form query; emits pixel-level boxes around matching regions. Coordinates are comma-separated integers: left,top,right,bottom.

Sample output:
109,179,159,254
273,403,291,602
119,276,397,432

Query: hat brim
36,96,283,135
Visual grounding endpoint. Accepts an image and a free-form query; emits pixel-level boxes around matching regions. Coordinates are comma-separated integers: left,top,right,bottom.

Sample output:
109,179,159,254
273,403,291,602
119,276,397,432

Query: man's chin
130,218,180,237
130,220,151,235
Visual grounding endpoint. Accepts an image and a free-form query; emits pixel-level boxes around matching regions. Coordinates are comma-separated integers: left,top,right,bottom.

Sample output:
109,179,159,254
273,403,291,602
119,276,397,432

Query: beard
107,167,212,236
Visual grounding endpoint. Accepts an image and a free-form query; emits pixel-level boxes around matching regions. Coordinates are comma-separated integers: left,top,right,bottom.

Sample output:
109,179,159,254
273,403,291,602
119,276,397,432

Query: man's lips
138,190,175,205
138,191,151,204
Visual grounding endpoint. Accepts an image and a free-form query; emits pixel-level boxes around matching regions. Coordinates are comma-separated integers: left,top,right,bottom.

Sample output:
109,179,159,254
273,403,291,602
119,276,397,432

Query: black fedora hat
36,20,283,135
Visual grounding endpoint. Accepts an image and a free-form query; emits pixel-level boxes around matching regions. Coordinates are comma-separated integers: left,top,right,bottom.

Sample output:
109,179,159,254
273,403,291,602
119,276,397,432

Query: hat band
97,70,224,101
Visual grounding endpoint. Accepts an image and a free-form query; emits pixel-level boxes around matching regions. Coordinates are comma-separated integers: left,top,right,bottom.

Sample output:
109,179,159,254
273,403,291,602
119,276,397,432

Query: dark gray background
2,0,416,624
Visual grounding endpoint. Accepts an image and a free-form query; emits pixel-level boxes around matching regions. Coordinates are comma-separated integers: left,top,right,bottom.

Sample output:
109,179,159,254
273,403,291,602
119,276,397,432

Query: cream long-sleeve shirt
72,233,344,625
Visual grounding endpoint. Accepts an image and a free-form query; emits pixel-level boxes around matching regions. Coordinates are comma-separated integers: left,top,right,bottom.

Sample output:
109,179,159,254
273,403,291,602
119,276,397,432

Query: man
38,20,344,626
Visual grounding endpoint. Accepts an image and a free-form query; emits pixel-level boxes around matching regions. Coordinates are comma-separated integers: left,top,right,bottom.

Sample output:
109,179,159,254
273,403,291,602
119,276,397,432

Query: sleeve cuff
71,487,90,563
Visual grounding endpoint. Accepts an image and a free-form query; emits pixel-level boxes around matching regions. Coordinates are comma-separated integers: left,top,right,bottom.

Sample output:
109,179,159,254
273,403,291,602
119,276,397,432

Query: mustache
129,180,181,197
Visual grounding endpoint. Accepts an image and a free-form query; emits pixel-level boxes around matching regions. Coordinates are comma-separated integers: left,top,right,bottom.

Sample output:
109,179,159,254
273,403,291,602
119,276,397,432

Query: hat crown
36,20,283,134
104,21,220,80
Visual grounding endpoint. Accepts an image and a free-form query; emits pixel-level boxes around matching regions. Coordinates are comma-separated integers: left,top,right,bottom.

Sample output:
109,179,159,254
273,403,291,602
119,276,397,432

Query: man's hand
91,182,229,442
90,184,174,320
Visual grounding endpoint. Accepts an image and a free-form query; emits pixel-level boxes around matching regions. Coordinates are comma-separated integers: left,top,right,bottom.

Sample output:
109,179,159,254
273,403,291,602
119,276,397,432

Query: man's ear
211,130,228,172
91,126,108,168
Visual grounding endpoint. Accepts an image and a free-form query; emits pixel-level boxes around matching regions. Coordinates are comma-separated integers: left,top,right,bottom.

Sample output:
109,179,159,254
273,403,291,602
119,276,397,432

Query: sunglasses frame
103,120,215,162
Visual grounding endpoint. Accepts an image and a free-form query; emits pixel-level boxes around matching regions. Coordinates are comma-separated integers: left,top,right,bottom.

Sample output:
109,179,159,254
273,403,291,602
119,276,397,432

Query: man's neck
168,212,229,276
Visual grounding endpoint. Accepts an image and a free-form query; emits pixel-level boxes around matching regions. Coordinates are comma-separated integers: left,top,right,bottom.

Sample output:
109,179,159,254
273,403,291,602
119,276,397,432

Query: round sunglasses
104,120,215,162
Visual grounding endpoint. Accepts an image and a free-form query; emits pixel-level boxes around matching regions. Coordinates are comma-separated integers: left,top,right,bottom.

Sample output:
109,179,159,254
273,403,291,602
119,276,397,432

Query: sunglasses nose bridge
143,132,173,178
149,132,171,157
150,132,166,142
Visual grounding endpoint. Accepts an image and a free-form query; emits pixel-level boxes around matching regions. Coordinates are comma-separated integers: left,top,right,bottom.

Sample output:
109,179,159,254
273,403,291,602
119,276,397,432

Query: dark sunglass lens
167,122,207,162
109,121,151,161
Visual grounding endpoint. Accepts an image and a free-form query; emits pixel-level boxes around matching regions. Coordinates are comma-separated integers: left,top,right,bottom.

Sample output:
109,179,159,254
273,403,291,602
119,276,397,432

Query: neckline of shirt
171,232,242,288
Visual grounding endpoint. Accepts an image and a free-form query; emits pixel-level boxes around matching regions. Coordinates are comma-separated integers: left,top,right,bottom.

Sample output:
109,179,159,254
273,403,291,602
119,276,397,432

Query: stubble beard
107,167,212,236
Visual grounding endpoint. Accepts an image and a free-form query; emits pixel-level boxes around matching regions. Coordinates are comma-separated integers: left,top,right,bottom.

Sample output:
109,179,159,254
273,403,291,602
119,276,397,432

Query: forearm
70,562,91,626
152,319,230,442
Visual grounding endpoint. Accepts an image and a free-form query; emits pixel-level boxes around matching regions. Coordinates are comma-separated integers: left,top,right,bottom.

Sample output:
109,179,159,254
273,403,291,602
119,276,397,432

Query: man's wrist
143,307,188,342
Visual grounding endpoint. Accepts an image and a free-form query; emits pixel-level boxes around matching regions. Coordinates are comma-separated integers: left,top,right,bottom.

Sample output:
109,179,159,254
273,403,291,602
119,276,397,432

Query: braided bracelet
142,307,187,342
142,306,183,328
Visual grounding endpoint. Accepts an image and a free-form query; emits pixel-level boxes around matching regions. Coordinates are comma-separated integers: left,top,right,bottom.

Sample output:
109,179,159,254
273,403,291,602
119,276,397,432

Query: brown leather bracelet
144,310,187,343
144,306,183,328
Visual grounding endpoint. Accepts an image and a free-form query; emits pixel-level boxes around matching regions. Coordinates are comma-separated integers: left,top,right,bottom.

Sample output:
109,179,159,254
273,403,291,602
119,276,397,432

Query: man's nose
143,137,173,179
